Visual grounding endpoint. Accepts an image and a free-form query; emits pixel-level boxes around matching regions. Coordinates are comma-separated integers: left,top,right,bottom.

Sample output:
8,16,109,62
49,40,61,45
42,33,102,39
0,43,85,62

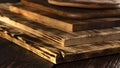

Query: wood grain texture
1,9,120,46
0,22,120,64
48,0,120,8
9,4,120,32
21,0,120,20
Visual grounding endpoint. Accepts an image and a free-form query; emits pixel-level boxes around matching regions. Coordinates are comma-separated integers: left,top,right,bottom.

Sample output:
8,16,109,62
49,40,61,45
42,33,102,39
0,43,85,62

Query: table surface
0,37,120,68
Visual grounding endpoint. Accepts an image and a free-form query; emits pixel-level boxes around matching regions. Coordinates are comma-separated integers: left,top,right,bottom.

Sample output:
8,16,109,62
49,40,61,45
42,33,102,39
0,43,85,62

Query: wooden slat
0,22,120,64
0,9,120,46
48,0,120,8
22,0,120,19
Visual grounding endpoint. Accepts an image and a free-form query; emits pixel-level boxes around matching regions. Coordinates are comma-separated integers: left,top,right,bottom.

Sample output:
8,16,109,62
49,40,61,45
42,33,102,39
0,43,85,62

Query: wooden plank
21,0,120,20
9,4,120,32
0,22,120,64
48,0,120,8
0,9,120,46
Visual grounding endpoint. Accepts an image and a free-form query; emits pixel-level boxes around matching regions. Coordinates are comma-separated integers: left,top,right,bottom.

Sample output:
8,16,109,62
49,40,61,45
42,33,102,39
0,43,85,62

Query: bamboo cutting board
22,0,120,19
9,4,120,32
48,0,120,8
0,22,120,64
1,9,120,46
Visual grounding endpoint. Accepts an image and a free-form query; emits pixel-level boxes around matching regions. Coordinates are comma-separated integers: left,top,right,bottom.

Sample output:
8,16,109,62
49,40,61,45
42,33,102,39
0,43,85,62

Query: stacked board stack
0,0,120,64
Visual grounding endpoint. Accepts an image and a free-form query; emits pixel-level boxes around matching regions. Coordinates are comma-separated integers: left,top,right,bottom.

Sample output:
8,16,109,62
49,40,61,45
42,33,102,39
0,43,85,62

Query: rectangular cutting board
9,3,120,32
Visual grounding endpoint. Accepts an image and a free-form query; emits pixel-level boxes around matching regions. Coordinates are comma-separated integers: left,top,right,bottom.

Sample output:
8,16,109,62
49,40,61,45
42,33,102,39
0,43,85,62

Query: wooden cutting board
9,4,120,32
22,0,120,20
0,37,120,68
48,0,120,4
1,9,120,46
48,0,120,8
0,21,120,64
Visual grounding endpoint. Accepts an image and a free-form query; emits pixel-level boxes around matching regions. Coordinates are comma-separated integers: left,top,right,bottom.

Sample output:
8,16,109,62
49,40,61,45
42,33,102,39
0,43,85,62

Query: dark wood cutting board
9,4,120,32
48,0,120,8
0,37,120,67
22,0,120,19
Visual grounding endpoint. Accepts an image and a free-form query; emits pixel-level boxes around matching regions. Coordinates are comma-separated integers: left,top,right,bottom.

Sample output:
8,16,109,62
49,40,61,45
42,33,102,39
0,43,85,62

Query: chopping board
48,0,120,8
9,4,120,32
0,37,120,67
22,0,120,19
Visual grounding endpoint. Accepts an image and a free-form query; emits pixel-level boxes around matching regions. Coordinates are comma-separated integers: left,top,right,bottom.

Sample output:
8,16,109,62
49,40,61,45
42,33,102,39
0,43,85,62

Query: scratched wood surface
1,9,120,46
48,0,120,8
21,0,120,19
9,4,120,32
0,22,120,64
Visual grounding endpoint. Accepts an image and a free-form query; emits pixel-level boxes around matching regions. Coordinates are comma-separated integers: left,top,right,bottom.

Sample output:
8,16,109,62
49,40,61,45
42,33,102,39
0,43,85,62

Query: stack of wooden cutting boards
0,0,120,64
